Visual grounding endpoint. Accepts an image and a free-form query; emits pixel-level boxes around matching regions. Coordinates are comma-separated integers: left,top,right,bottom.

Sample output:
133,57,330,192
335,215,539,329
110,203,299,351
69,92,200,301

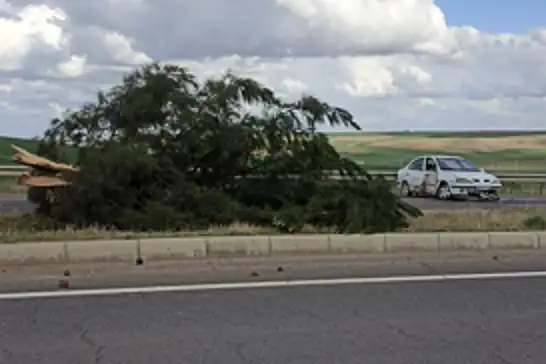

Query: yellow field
329,134,546,153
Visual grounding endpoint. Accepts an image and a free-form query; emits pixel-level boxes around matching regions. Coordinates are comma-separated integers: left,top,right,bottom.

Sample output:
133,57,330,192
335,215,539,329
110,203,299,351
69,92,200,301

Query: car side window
408,157,424,171
425,157,437,171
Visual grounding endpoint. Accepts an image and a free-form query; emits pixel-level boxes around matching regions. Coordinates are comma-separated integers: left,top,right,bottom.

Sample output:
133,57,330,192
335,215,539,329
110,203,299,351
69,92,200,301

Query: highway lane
1,267,546,363
3,194,546,213
0,195,35,214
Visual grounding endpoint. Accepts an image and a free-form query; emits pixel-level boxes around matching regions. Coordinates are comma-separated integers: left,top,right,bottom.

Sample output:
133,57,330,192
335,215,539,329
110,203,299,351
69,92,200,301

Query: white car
396,155,502,200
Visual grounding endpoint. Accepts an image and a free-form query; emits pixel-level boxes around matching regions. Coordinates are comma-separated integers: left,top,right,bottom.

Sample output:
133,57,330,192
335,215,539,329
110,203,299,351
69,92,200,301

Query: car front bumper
451,184,502,197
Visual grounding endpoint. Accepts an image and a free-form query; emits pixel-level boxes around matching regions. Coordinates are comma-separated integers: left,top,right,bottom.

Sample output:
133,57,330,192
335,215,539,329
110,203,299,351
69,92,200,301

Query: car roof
403,155,466,167
415,155,464,159
431,155,463,159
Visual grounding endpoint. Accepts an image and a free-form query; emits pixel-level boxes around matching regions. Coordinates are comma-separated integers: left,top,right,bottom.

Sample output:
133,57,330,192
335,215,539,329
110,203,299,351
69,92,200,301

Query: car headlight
491,179,501,185
455,178,472,184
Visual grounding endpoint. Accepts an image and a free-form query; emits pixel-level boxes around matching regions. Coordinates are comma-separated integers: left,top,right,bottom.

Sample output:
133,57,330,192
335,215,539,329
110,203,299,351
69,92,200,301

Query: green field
3,130,546,172
328,130,546,172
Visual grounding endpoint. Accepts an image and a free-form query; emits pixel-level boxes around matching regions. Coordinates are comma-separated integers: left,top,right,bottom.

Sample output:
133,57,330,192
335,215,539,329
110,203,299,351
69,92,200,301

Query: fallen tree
12,144,75,187
20,63,422,233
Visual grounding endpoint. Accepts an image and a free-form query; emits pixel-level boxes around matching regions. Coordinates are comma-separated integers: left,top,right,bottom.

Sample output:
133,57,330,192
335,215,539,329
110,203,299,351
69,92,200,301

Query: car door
424,157,438,195
406,157,425,190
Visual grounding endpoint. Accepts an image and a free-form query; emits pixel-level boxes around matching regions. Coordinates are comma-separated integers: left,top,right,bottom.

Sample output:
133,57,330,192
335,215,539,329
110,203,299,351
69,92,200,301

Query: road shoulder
2,250,546,293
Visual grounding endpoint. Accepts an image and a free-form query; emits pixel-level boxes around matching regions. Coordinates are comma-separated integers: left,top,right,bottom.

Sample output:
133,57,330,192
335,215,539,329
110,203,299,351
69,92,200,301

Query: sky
0,0,545,138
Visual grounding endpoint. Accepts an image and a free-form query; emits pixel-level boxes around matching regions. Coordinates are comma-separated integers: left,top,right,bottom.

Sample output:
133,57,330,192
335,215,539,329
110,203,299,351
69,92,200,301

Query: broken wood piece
11,144,79,173
18,172,72,187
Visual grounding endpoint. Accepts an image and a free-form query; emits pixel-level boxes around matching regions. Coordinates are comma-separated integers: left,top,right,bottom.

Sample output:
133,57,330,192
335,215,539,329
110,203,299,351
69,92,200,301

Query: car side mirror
480,168,485,173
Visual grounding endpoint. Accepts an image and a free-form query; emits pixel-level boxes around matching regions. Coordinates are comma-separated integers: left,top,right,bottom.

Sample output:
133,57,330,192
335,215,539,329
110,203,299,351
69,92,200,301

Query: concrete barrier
536,232,546,249
65,239,138,262
438,233,489,251
139,238,207,260
1,231,545,264
488,232,539,250
328,234,385,253
270,235,329,254
0,242,65,264
206,236,270,257
385,233,439,252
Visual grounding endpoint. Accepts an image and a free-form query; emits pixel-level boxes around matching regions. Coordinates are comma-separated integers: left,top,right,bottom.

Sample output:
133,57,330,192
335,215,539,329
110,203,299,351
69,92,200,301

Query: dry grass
1,207,544,243
0,215,279,243
406,208,542,232
329,134,546,153
368,136,546,152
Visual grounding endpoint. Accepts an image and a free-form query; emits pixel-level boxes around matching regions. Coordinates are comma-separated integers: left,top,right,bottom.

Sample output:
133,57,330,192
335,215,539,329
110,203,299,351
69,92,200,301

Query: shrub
522,215,546,230
28,63,422,233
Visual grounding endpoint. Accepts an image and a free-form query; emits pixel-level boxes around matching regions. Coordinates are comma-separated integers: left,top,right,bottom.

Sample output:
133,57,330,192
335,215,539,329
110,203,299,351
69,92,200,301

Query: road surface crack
0,348,14,364
384,322,424,342
233,342,252,363
73,315,105,364
79,328,105,364
492,352,517,364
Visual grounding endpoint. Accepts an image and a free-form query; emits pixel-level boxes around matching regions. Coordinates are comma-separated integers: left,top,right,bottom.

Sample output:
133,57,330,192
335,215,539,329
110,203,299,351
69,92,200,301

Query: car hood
450,171,498,181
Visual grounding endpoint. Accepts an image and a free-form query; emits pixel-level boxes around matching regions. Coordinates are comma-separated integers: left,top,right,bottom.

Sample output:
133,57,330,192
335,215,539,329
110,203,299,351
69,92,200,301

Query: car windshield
437,158,480,172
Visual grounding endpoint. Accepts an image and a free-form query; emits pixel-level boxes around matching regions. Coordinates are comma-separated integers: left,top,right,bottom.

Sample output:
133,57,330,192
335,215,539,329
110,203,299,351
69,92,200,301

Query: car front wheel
435,182,451,200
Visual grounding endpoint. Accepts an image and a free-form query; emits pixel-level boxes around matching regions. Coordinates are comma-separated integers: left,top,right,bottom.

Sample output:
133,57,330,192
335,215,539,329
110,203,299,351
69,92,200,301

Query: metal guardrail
2,164,546,179
0,165,28,170
366,171,546,180
1,166,546,193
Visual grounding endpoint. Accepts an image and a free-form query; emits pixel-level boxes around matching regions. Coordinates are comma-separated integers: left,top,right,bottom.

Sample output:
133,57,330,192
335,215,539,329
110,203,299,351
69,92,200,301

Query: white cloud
0,83,11,92
0,3,67,70
1,0,546,137
281,78,307,94
103,31,152,65
275,0,456,56
57,54,86,77
337,57,398,97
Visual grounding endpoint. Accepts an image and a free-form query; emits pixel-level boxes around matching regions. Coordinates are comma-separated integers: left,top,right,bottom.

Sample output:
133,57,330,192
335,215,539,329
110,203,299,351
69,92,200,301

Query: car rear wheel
400,181,412,197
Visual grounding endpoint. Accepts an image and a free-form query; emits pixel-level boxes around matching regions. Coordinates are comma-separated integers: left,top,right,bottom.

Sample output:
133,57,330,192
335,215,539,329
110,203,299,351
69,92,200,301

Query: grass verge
1,207,545,243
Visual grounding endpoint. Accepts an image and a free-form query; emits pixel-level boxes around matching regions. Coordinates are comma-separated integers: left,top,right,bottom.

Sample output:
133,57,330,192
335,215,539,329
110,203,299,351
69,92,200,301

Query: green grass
337,147,546,171
0,136,41,165
4,130,546,172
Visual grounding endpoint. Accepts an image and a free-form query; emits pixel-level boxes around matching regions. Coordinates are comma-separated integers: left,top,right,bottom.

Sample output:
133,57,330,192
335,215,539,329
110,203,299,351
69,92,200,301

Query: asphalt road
2,253,546,363
0,195,35,214
3,194,546,213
